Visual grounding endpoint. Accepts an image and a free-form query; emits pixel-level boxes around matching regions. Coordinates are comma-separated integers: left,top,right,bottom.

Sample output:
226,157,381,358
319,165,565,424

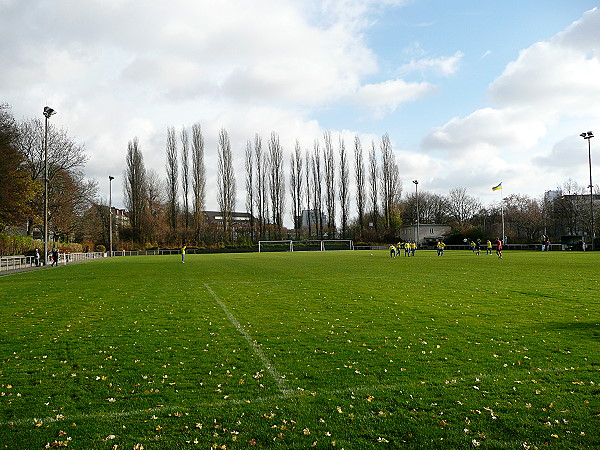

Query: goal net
258,240,354,252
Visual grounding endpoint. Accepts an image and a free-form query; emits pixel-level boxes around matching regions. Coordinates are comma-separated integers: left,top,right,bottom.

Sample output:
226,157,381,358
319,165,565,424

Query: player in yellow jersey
436,241,446,256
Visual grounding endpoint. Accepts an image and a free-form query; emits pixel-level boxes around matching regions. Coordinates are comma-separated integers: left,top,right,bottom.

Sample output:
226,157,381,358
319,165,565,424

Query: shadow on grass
542,321,600,340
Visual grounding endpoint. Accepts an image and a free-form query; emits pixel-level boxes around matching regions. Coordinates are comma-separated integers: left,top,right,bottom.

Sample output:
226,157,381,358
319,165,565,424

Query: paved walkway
0,264,54,276
0,260,90,276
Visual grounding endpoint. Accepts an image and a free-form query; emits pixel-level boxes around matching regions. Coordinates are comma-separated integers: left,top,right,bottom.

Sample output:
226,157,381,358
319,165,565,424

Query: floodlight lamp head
43,106,55,118
109,176,114,181
413,180,418,185
581,132,587,138
588,131,594,138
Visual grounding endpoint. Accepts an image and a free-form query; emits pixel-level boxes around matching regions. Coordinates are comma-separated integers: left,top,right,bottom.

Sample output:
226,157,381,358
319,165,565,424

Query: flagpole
501,187,505,244
492,182,504,243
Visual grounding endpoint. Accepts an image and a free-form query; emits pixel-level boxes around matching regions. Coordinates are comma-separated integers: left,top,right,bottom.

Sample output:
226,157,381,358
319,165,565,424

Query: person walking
51,247,59,266
34,248,40,267
495,238,503,259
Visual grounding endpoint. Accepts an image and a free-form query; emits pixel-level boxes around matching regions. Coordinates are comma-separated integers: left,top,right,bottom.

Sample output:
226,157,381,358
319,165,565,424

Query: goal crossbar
258,240,354,252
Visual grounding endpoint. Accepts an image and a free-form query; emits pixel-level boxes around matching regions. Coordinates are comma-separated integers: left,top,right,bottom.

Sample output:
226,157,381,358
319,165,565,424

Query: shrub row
0,234,84,257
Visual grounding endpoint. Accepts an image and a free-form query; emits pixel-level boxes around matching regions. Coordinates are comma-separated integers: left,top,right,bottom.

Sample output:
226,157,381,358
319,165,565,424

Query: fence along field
0,250,598,448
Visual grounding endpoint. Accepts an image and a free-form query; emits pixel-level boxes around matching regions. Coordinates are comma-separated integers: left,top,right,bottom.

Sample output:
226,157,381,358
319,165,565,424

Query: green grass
0,250,598,449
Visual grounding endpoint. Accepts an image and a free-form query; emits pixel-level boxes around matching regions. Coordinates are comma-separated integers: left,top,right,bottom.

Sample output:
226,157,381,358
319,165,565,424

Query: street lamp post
581,131,595,250
109,176,114,257
413,180,419,246
43,106,55,266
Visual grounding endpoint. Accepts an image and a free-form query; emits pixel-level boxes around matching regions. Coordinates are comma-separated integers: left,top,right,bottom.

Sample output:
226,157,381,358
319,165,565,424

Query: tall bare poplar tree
268,132,285,237
305,149,312,237
368,141,379,232
312,141,324,238
290,140,303,238
380,133,401,230
338,136,349,238
144,168,165,244
217,128,236,242
191,123,205,243
354,135,366,236
245,139,255,240
165,126,178,239
124,137,147,244
323,131,336,237
254,134,268,240
180,126,190,239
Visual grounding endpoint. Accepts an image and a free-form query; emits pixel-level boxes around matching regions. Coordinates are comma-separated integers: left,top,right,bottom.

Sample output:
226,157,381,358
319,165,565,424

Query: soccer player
436,241,446,256
181,245,187,263
389,244,397,258
495,238,503,259
486,240,493,255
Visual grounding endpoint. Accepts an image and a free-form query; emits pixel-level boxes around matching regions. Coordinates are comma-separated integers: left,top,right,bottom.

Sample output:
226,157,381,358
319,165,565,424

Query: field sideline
0,250,598,449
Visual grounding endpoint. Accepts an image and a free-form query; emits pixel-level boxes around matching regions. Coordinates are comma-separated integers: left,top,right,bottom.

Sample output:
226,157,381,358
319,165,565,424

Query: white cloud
534,135,588,171
489,8,600,116
422,107,547,153
399,51,464,76
354,78,435,116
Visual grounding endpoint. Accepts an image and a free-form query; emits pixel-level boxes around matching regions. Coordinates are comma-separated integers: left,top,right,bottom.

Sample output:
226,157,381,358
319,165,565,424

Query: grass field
0,249,598,449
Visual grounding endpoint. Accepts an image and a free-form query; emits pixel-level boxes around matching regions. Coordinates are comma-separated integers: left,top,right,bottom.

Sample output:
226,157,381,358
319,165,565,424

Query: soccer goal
258,240,354,252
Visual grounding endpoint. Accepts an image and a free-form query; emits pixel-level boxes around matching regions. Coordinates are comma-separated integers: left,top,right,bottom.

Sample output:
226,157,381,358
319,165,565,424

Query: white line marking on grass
204,283,293,398
3,382,409,427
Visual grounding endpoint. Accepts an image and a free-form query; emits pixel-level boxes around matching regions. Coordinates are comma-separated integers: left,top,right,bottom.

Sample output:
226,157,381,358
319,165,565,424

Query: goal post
321,239,354,251
258,239,354,252
258,240,293,253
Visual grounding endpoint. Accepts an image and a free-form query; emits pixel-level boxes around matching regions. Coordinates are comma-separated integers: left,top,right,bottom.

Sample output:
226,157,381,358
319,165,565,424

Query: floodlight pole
109,176,114,257
581,131,595,250
413,180,419,246
43,106,55,266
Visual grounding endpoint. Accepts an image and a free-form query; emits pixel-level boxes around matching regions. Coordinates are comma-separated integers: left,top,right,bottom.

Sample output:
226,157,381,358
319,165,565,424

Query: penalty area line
204,283,293,398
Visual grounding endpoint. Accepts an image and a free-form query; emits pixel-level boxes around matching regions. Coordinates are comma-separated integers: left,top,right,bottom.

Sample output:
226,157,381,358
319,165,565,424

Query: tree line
121,127,407,247
120,124,599,249
1,102,597,253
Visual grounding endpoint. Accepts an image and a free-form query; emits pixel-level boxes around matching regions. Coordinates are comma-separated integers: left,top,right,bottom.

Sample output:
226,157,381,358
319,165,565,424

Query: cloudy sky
2,0,599,224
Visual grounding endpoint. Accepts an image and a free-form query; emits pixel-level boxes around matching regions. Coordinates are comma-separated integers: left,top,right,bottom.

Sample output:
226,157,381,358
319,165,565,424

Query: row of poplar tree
122,123,600,248
123,126,405,245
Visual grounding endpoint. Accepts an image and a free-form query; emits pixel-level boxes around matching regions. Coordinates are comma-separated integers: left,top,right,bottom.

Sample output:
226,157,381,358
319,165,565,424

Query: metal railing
0,252,105,272
0,256,35,271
